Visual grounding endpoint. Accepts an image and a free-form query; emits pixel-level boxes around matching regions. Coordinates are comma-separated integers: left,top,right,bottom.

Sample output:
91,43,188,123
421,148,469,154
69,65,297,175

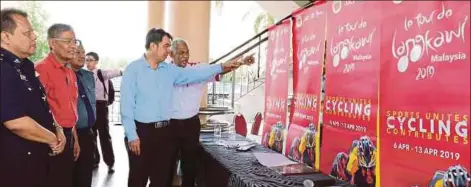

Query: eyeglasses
85,58,96,62
53,38,82,46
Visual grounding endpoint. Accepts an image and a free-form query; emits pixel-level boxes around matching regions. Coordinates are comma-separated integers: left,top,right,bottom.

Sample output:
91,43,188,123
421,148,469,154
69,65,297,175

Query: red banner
285,5,326,168
320,1,381,186
261,20,291,154
379,1,471,186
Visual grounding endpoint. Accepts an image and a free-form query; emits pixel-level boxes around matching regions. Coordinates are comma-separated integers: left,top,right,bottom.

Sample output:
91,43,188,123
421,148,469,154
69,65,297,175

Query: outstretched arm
173,56,242,85
221,54,255,75
102,69,122,80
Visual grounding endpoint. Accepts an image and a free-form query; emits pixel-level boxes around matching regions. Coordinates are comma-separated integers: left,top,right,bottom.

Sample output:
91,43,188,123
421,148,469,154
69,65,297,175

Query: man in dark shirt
70,44,96,187
0,8,62,187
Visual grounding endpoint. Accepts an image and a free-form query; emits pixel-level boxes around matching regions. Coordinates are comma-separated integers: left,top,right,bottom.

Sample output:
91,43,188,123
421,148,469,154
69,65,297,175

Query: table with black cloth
196,133,353,187
198,107,234,117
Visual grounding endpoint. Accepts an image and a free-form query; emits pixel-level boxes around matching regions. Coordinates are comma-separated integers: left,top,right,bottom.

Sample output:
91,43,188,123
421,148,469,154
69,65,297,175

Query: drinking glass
214,124,222,138
228,125,236,141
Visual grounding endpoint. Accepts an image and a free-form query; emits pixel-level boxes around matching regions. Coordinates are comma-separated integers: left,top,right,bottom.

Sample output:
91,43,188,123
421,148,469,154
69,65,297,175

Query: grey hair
170,38,188,53
77,41,84,50
47,23,73,39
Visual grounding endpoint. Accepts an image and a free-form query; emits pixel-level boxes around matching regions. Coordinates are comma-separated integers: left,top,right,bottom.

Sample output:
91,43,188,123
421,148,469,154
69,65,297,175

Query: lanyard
11,61,49,109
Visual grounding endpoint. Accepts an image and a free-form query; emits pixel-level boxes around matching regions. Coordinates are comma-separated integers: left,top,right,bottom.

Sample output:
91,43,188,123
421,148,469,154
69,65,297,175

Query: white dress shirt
171,62,220,119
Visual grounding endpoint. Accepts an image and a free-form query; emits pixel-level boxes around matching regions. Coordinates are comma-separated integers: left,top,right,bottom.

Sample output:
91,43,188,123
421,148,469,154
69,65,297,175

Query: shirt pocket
48,74,69,111
136,73,154,94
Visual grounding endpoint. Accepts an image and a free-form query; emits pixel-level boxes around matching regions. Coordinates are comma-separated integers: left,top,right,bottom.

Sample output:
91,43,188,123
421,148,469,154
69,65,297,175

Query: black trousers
45,127,75,187
0,140,50,187
125,121,175,187
93,101,115,167
73,128,95,187
169,115,201,187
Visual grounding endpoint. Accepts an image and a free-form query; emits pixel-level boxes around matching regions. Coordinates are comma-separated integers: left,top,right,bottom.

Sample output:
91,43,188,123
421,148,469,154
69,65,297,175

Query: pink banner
261,20,291,154
379,1,471,186
320,1,381,186
285,4,327,168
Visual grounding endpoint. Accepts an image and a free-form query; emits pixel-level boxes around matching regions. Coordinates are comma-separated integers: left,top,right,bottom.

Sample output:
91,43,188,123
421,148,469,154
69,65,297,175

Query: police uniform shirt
0,47,55,157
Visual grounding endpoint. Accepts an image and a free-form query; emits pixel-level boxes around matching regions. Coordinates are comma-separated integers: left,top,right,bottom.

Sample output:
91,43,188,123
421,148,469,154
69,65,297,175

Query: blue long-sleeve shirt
120,55,223,142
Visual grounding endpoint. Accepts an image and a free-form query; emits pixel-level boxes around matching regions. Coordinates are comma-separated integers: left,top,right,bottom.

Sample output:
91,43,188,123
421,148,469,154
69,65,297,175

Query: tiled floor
91,124,129,187
91,121,259,187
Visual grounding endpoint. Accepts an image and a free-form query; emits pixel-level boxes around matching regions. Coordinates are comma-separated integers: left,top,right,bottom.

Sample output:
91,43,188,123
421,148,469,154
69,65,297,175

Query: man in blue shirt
69,44,96,187
120,28,240,187
0,8,61,187
168,38,254,187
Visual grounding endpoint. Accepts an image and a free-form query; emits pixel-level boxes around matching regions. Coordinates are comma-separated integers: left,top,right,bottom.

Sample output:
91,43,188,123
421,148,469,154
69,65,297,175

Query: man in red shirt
35,23,80,187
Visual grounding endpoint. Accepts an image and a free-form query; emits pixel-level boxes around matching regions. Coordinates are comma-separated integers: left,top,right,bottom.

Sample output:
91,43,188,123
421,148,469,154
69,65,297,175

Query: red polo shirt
35,53,78,128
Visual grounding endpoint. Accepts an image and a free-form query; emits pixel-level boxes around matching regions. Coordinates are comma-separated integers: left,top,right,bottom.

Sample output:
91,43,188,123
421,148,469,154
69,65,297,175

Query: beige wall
147,1,165,31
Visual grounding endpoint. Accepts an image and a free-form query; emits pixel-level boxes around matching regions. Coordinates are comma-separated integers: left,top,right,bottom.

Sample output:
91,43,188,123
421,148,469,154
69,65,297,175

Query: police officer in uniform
0,8,63,187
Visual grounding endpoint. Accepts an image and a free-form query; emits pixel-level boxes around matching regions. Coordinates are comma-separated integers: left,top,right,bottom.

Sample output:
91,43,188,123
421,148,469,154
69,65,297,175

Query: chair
250,112,262,135
233,113,248,137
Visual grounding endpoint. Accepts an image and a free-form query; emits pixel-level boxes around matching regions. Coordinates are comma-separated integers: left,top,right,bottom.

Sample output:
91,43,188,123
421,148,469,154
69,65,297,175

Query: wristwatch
51,115,63,131
53,122,63,131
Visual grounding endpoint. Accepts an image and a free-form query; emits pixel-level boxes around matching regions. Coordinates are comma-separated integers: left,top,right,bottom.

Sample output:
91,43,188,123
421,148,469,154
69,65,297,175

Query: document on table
253,152,298,167
216,140,254,147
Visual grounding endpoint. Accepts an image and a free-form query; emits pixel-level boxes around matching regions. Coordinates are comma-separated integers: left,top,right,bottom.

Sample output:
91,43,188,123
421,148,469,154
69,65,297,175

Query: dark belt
76,127,93,134
62,127,73,133
96,100,108,105
135,120,170,128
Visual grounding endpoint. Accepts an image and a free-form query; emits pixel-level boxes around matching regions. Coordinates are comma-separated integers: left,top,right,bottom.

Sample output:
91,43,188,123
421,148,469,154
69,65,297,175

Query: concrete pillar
147,1,165,30
164,1,211,63
164,1,211,122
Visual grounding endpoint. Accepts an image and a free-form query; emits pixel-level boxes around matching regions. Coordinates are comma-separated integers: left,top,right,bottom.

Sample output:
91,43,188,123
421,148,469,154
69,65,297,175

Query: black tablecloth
197,133,353,187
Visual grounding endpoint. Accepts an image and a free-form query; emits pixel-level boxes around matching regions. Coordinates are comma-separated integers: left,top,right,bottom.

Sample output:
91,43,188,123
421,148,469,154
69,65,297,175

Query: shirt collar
141,54,168,69
0,47,32,69
46,53,67,68
171,60,198,68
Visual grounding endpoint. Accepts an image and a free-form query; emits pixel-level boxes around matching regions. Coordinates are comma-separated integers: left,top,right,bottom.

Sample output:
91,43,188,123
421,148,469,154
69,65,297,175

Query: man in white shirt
168,38,254,187
85,52,122,173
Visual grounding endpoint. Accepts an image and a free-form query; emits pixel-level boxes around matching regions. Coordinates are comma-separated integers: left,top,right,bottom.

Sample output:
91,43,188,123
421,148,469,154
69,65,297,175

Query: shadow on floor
91,123,128,187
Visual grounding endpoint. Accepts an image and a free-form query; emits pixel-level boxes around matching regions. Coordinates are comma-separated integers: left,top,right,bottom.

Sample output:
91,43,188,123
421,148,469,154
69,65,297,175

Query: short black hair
86,51,99,61
145,28,173,50
47,23,73,39
1,8,28,34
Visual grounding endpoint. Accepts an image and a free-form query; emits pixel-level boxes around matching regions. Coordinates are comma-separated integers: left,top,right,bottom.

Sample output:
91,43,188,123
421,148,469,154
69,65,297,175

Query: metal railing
206,4,303,109
109,90,121,124
207,25,273,109
109,1,317,123
206,1,320,111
